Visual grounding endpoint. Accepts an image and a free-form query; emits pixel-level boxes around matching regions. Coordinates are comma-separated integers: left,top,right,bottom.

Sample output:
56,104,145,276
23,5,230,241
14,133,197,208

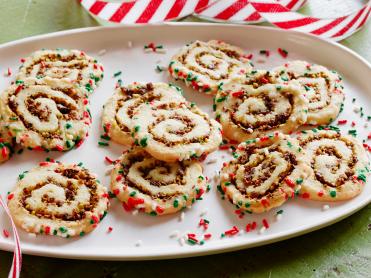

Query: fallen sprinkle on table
2,229,10,238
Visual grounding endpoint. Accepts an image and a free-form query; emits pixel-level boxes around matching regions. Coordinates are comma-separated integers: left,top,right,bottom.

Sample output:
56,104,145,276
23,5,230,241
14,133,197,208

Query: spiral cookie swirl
111,148,206,215
17,49,104,94
220,133,311,213
297,130,369,201
215,81,308,142
132,101,222,162
8,162,109,237
273,60,344,125
169,40,253,94
0,78,91,151
102,82,185,146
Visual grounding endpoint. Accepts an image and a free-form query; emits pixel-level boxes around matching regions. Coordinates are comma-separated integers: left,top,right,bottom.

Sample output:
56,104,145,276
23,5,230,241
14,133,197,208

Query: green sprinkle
277,209,284,214
224,181,231,186
113,71,122,77
330,191,336,198
217,82,224,91
59,227,67,233
245,202,250,208
65,123,72,129
216,96,226,103
140,137,148,147
173,199,179,208
85,83,93,93
217,184,225,195
77,162,83,167
100,135,111,141
357,174,366,183
190,102,195,108
134,125,140,132
53,230,58,236
129,191,136,197
79,232,85,237
150,211,157,216
98,141,109,146
296,178,303,185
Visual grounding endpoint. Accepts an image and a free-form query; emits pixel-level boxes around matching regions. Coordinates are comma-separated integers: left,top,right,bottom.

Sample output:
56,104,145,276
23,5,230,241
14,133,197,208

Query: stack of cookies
102,82,223,215
0,49,104,163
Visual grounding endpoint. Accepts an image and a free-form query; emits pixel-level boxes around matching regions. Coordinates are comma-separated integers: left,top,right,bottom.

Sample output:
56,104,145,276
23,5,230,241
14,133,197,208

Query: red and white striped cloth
80,0,370,41
195,0,307,23
80,0,217,23
0,196,22,278
249,0,371,41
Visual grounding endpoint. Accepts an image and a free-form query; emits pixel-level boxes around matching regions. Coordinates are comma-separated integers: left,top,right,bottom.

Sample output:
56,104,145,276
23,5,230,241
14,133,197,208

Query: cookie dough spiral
102,82,185,146
220,133,311,213
215,81,308,142
8,162,109,237
111,148,207,215
17,49,104,94
0,78,91,151
273,60,344,125
169,40,253,94
132,101,223,162
297,130,369,201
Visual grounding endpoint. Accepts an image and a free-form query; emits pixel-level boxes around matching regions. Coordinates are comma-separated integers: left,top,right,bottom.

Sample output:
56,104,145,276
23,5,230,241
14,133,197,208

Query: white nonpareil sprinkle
28,233,37,238
364,122,368,128
98,49,106,56
200,209,208,217
179,211,185,222
275,213,283,222
127,41,133,48
258,226,266,234
178,237,185,246
105,166,114,176
353,106,360,113
322,204,330,211
135,240,142,247
247,128,253,134
151,202,157,211
155,48,167,54
169,230,180,238
132,209,139,216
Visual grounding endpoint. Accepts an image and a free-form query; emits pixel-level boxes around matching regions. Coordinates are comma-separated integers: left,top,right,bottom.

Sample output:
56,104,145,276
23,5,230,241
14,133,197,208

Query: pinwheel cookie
169,40,253,94
220,133,311,213
132,101,223,162
8,162,109,237
102,82,185,146
0,78,91,151
273,60,344,125
17,49,104,94
297,129,369,201
111,148,207,215
215,81,308,142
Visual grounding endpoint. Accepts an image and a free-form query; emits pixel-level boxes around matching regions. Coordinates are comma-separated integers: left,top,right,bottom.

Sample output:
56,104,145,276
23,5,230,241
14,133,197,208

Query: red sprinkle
7,193,14,200
302,192,310,199
337,120,347,125
3,229,10,238
251,222,257,230
107,227,113,233
284,177,295,188
1,147,8,158
20,58,25,63
55,145,64,152
105,156,114,164
33,146,44,151
115,175,123,182
15,85,23,94
351,121,356,127
156,206,164,214
262,219,269,229
231,91,244,98
245,223,251,232
261,199,270,207
39,162,49,167
113,189,120,196
317,191,324,197
367,133,371,140
277,48,288,58
91,215,99,224
259,136,269,142
44,226,51,235
204,233,212,240
224,226,239,236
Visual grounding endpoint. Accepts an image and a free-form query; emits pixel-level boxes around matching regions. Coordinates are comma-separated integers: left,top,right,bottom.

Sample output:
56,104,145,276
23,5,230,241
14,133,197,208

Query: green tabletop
0,1,370,277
